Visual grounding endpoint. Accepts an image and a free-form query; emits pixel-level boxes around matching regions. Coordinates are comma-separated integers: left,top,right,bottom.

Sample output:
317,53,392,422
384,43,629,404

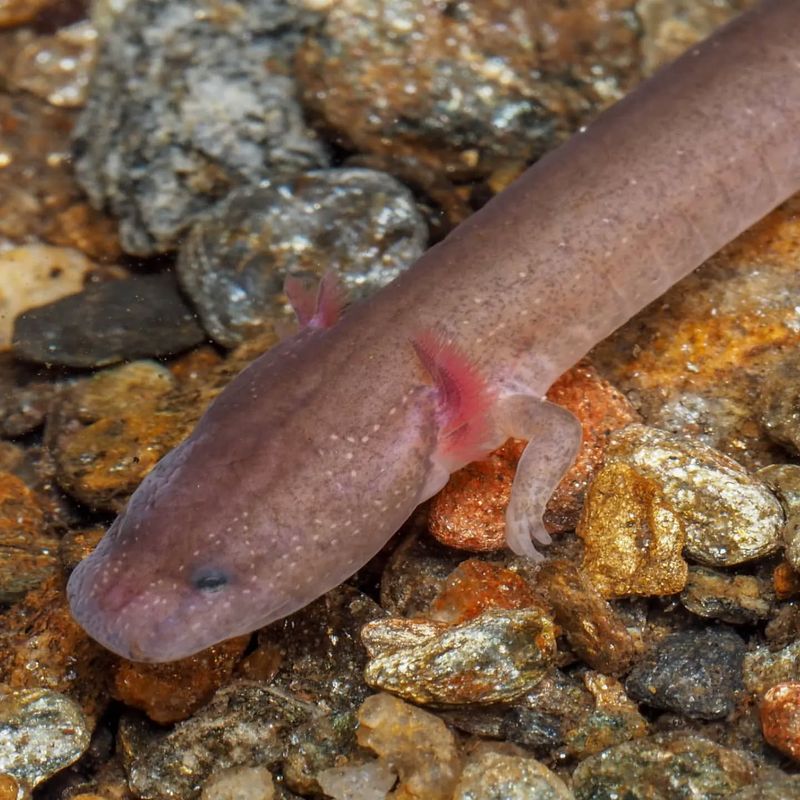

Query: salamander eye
191,568,229,593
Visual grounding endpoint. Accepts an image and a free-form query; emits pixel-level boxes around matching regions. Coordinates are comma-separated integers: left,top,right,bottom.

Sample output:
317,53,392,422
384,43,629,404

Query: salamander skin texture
68,0,800,662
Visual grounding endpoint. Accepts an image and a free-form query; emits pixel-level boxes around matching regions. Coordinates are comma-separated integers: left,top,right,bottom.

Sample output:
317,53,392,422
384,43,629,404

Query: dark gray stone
625,628,745,720
177,169,428,346
12,273,206,368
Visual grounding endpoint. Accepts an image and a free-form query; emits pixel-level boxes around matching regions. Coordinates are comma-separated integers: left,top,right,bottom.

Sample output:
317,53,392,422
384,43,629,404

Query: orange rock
774,562,800,601
427,559,542,623
0,775,18,800
0,575,113,726
760,682,800,760
428,360,638,551
113,635,250,724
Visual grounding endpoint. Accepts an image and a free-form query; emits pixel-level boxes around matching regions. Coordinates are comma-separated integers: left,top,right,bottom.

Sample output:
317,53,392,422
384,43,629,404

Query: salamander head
66,499,299,663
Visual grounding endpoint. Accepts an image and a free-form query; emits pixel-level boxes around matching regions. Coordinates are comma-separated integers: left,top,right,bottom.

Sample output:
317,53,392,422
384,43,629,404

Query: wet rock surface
0,687,90,794
74,0,327,254
297,0,640,179
571,732,758,800
178,170,427,346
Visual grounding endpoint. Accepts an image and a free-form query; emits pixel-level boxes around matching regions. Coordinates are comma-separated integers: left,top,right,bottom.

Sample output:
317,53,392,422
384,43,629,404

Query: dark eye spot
192,568,229,593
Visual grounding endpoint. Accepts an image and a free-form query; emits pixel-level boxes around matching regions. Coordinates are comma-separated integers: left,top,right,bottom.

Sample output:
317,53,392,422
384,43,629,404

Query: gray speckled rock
124,683,315,800
12,272,206,367
0,688,90,793
572,732,758,800
74,0,328,255
606,425,783,566
625,628,744,720
177,169,428,346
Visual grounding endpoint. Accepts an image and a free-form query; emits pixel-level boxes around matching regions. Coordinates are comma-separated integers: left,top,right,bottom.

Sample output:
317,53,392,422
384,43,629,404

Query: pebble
112,636,249,725
45,360,181,511
13,272,206,368
6,20,98,107
773,561,800,600
561,672,648,760
379,531,468,618
759,682,800,761
571,732,758,800
259,586,384,714
0,93,121,259
578,461,688,598
356,693,461,800
0,245,92,350
0,0,52,27
592,195,800,471
729,773,800,799
0,472,59,602
429,362,638,550
427,559,542,624
74,0,327,254
758,463,800,573
200,766,275,800
638,0,750,75
681,566,772,625
535,560,638,677
625,628,745,720
0,775,17,800
452,742,573,800
317,760,397,800
606,424,783,566
177,169,428,346
0,355,60,438
297,0,638,179
765,602,800,650
125,683,315,800
362,608,555,705
0,688,90,794
0,576,113,727
744,639,800,698
439,668,590,752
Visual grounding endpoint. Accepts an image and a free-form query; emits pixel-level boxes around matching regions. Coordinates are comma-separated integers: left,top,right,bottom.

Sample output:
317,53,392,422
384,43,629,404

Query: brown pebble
774,561,800,600
0,775,18,800
536,560,638,677
760,682,800,761
113,635,250,724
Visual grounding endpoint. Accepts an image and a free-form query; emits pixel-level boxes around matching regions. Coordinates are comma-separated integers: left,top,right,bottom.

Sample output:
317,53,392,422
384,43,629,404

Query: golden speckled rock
605,424,783,566
577,461,687,598
453,742,572,800
0,472,60,602
362,608,555,705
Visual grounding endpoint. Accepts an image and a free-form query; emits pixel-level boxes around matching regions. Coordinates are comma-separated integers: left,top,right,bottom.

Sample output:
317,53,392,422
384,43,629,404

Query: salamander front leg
499,396,582,560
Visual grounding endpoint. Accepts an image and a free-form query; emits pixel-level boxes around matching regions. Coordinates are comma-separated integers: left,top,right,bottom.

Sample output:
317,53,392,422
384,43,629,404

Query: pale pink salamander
68,0,800,661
